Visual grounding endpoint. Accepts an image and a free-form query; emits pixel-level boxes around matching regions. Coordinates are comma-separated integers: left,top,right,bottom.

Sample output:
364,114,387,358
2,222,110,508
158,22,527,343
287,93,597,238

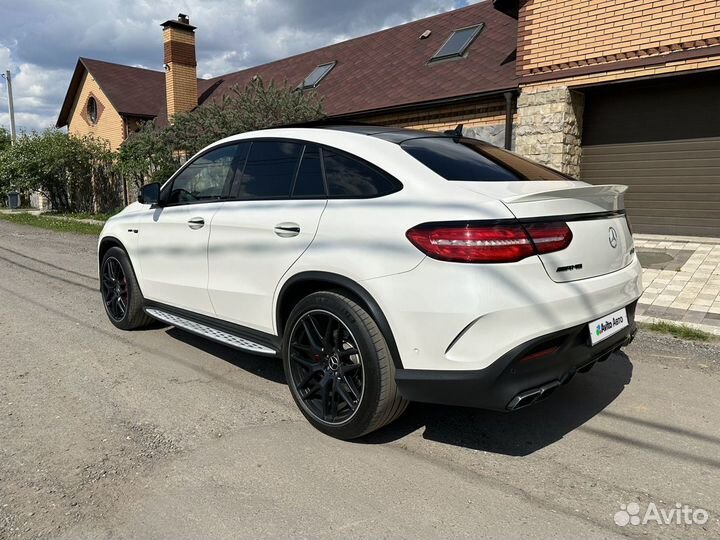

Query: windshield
401,137,573,182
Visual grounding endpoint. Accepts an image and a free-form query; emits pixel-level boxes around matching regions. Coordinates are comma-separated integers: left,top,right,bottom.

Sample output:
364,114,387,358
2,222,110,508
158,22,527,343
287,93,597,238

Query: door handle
274,222,301,238
187,217,205,230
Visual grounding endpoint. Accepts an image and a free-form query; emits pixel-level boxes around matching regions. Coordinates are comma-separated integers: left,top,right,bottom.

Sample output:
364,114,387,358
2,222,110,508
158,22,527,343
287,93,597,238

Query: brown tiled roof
57,1,518,127
56,58,213,128
203,1,518,116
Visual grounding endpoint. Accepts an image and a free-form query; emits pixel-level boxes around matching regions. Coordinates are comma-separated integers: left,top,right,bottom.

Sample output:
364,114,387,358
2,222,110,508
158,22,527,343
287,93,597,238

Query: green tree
118,121,181,191
168,77,325,154
119,77,324,188
0,127,10,153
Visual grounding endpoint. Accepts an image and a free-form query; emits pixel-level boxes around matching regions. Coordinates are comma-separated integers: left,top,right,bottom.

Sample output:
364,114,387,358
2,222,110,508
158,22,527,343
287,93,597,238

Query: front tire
282,291,408,439
100,246,152,330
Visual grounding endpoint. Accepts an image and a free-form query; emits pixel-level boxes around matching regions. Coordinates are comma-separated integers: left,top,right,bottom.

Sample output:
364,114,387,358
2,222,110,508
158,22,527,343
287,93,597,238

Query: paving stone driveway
634,234,720,335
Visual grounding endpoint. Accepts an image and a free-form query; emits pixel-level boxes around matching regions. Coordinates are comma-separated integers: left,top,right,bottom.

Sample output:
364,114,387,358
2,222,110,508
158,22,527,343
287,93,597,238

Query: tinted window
169,144,240,203
322,150,397,197
292,145,325,197
401,137,571,181
235,141,302,199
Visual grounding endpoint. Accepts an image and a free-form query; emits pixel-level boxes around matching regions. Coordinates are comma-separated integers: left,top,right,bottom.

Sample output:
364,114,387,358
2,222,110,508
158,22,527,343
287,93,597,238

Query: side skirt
143,301,281,357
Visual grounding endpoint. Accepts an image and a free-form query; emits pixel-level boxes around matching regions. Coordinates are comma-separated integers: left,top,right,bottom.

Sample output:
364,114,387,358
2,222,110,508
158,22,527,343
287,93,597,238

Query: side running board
145,307,278,356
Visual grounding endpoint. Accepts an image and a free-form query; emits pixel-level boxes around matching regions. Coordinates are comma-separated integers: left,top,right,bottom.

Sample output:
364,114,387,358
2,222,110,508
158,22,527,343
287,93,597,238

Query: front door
138,143,244,315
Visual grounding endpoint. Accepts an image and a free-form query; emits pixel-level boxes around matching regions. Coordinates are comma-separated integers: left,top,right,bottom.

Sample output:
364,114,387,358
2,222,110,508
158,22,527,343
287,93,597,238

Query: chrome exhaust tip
507,380,561,410
507,389,542,410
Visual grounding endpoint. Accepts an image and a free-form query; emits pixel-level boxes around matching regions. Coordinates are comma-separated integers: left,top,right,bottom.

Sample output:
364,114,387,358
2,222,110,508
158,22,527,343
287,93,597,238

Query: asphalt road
1,220,719,540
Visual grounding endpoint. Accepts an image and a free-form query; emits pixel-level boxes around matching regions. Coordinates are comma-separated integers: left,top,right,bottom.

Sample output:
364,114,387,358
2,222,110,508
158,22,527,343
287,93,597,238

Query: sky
0,0,478,133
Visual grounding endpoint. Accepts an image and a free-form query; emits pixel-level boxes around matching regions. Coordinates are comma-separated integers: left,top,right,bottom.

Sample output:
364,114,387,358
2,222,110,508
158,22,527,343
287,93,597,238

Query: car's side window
167,144,244,204
233,141,303,199
292,145,326,198
321,149,398,197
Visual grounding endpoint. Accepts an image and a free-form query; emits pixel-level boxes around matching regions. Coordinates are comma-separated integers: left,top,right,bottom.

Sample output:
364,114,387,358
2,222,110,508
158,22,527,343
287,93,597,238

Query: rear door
137,143,243,314
207,141,327,334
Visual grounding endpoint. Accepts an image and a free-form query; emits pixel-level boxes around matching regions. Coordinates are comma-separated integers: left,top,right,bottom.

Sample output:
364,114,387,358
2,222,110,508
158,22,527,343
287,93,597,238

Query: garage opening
580,71,720,237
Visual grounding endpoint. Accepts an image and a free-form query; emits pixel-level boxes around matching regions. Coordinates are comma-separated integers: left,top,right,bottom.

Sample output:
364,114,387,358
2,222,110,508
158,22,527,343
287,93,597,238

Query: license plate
589,307,629,346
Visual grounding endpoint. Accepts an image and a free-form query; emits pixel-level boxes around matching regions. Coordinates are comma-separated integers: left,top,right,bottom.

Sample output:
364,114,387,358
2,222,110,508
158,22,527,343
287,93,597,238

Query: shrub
0,130,121,213
0,127,10,153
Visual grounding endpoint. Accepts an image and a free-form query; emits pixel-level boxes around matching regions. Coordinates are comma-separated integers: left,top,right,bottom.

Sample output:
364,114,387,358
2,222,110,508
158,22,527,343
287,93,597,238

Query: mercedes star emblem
608,226,618,248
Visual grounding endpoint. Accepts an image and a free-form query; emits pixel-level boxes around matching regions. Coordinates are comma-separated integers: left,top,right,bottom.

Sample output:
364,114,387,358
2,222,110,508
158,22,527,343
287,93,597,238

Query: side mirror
138,183,161,205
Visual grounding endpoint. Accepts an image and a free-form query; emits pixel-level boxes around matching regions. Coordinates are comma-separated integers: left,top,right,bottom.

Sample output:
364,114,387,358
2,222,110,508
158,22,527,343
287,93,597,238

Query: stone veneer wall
514,86,584,178
464,123,515,150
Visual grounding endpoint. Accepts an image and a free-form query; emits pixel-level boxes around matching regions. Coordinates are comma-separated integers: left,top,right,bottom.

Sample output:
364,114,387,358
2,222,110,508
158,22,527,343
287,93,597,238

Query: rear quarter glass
400,137,574,182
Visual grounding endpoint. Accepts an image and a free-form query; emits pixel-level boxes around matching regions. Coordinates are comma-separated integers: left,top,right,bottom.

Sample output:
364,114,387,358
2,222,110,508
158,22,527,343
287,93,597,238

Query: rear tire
100,246,153,330
282,291,408,440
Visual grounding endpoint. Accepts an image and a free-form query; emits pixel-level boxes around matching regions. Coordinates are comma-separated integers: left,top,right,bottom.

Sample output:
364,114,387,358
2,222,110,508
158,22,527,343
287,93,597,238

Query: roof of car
276,121,459,143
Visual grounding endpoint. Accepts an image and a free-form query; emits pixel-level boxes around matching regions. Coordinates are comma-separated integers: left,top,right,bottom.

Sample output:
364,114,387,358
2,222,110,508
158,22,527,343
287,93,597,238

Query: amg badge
557,263,583,273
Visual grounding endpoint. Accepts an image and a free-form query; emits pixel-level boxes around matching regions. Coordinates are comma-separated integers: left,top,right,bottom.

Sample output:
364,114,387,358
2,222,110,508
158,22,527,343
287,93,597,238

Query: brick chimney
161,13,197,121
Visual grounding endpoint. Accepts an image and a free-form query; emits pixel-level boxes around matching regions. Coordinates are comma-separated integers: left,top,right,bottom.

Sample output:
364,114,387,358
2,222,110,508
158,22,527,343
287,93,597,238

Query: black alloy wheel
101,256,129,322
99,246,153,330
282,291,408,439
287,309,365,424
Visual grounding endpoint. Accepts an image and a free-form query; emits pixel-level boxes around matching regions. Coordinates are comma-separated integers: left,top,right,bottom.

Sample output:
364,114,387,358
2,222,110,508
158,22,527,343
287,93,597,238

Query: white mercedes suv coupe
98,125,642,439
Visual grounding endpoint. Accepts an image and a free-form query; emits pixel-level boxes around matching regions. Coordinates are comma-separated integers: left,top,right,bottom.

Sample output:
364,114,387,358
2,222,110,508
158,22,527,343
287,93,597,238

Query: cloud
0,59,71,132
0,0,478,132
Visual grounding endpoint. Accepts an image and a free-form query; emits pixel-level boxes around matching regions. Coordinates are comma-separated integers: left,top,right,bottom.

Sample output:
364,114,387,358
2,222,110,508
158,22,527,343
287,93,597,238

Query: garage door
581,72,720,237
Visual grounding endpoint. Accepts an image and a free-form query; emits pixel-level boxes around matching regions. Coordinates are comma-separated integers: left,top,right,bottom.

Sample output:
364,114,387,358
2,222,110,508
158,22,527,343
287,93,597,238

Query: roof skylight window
431,24,484,62
301,61,336,89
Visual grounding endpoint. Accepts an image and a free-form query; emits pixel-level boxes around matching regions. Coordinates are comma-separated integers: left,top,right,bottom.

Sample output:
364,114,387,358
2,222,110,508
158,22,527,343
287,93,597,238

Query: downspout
503,91,515,150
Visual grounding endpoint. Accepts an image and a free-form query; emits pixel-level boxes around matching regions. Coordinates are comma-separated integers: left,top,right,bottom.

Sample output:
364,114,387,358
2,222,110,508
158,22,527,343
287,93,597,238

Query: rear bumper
395,301,637,410
363,255,643,372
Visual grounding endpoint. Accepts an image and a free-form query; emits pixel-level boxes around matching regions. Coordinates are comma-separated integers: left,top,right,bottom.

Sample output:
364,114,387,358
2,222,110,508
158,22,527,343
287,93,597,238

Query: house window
300,62,336,89
87,97,98,124
430,24,484,62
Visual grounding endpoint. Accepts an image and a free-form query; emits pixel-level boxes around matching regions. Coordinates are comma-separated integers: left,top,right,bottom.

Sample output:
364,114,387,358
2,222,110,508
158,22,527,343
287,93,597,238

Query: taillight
524,222,573,254
406,221,572,263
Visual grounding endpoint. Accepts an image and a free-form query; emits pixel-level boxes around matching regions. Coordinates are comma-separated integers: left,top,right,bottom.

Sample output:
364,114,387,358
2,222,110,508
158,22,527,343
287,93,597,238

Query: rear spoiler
502,185,628,219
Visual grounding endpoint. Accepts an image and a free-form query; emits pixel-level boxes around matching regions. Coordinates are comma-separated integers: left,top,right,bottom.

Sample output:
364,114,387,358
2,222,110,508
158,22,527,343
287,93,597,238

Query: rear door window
401,137,572,181
322,149,399,197
233,141,303,199
292,145,326,198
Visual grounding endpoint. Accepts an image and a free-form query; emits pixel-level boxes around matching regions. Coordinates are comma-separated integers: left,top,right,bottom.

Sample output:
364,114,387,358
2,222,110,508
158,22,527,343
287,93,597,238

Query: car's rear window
401,137,572,181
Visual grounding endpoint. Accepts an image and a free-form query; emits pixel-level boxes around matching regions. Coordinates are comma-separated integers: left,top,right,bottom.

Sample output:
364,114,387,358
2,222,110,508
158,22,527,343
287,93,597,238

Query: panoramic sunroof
301,61,336,89
431,24,484,62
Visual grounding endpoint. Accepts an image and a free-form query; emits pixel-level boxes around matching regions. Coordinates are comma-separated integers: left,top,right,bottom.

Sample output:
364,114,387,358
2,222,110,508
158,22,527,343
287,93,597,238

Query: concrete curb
636,314,720,337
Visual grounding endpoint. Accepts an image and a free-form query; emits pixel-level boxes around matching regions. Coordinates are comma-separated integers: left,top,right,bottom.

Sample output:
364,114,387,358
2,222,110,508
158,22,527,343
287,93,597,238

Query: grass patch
48,211,115,222
0,212,103,235
642,320,713,342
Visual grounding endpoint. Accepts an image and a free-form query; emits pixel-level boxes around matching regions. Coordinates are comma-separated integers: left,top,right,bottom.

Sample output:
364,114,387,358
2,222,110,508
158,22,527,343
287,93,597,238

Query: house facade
57,0,720,236
507,0,720,237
